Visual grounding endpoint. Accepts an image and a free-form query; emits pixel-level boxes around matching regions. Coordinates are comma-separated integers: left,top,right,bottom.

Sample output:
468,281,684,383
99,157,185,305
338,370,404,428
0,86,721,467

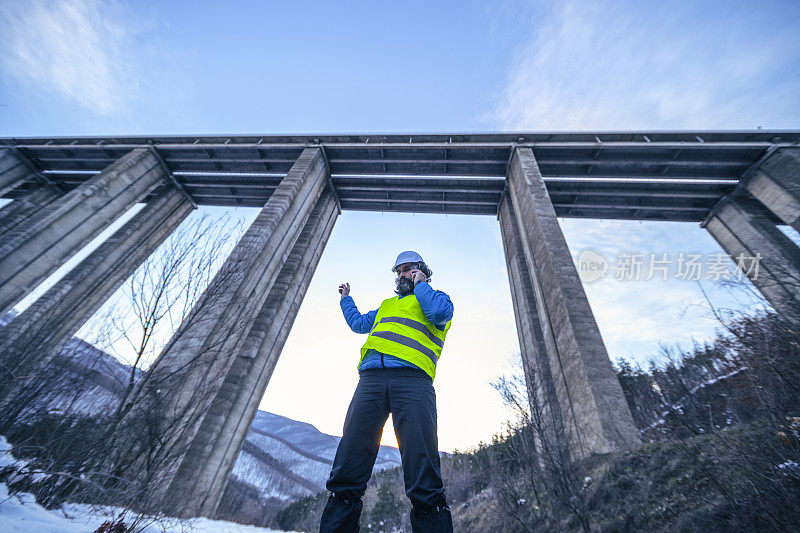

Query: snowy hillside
234,411,401,501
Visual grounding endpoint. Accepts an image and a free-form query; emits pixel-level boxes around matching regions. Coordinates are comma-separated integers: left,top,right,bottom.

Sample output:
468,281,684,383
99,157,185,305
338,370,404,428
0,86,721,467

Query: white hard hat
392,250,425,272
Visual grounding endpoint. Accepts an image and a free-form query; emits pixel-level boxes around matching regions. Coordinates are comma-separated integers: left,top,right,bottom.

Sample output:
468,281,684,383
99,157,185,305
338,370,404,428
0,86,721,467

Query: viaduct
0,131,799,517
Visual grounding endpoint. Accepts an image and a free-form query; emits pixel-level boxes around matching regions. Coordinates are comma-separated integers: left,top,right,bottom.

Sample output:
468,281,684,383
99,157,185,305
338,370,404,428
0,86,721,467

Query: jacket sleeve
413,282,454,326
340,296,378,334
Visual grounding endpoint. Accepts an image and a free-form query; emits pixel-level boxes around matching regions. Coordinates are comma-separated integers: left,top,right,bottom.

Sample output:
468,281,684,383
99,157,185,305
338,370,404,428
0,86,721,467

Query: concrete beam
498,195,566,458
168,188,339,517
0,148,168,317
702,196,800,321
0,185,62,250
743,147,800,231
112,147,329,511
0,186,193,411
506,147,641,457
0,148,35,196
6,129,797,147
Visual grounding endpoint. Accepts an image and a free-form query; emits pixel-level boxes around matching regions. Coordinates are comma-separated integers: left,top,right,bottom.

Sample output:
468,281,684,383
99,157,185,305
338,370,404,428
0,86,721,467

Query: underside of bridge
1,131,798,517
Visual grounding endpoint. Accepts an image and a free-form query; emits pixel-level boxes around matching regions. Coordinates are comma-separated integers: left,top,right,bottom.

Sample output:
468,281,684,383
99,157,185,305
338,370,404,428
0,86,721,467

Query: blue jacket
340,282,454,371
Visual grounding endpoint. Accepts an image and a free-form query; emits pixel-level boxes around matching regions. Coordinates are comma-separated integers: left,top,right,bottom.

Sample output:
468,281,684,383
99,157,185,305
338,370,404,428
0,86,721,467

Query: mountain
233,410,401,501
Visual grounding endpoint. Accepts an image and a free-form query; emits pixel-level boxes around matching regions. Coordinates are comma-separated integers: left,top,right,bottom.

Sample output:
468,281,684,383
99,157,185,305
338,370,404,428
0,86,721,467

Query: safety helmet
392,251,425,272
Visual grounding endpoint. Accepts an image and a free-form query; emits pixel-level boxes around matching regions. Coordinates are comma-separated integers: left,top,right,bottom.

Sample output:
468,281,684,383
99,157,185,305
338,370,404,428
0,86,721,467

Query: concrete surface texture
703,196,800,321
0,186,193,411
745,147,800,231
122,147,330,511
167,189,339,517
506,148,642,457
0,148,167,317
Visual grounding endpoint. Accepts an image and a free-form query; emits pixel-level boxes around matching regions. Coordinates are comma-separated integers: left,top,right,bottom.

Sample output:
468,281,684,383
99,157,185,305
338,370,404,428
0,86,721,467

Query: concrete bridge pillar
112,147,330,512
504,147,641,458
0,148,169,317
169,188,339,517
0,186,193,411
0,148,36,196
743,147,800,232
498,194,566,458
0,184,63,251
702,196,800,320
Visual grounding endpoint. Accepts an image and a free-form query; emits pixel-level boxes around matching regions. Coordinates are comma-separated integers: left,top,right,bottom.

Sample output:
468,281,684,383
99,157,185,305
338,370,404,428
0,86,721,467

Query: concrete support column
115,148,330,510
0,148,169,317
743,147,800,231
0,148,35,196
0,186,193,409
702,196,800,320
498,195,565,456
506,147,641,457
0,184,63,251
169,188,339,517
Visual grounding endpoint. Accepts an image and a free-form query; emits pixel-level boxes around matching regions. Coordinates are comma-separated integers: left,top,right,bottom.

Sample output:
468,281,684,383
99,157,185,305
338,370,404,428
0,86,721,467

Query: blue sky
1,0,799,451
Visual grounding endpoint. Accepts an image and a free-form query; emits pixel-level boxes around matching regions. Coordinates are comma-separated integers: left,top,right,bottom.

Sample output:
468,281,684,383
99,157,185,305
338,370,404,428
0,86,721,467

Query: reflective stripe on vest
370,330,438,365
359,294,451,380
378,317,444,348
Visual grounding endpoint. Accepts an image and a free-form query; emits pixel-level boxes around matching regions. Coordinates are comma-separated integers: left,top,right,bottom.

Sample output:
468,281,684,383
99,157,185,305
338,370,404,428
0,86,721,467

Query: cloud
0,0,140,115
485,0,797,363
559,218,766,366
490,0,800,130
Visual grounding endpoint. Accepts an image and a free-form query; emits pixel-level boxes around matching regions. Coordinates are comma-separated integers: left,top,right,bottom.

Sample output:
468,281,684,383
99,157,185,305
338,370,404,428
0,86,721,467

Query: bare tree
0,210,245,530
85,211,241,419
490,353,592,532
615,270,800,530
70,211,246,511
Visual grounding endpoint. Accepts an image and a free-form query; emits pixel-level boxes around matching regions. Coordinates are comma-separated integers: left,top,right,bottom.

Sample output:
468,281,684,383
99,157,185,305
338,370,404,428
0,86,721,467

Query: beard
395,276,415,296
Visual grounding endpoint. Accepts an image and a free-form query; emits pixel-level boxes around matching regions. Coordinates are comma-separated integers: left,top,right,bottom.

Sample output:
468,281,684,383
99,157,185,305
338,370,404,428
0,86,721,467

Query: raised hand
338,282,351,299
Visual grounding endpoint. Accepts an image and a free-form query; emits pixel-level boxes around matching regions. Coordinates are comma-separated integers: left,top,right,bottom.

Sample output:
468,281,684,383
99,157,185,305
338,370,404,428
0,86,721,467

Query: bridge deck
3,131,799,222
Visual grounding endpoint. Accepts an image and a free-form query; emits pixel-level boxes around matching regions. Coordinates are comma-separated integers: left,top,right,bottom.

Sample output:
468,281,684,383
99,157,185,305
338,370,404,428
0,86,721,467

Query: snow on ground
1,436,295,533
0,488,292,533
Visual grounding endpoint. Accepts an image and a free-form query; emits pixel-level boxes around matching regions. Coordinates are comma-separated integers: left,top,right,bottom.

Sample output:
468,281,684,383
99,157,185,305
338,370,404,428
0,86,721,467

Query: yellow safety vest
359,294,452,380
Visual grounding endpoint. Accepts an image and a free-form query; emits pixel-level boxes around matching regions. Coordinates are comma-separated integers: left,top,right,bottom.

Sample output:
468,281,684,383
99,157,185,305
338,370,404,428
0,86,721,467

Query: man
319,251,454,533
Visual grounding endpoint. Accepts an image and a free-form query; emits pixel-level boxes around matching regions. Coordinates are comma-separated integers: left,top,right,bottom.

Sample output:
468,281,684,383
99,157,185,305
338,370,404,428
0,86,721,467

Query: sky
1,0,799,452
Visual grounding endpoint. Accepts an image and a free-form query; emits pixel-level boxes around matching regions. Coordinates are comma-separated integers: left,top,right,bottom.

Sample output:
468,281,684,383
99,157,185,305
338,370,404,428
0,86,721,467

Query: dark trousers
319,367,453,533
